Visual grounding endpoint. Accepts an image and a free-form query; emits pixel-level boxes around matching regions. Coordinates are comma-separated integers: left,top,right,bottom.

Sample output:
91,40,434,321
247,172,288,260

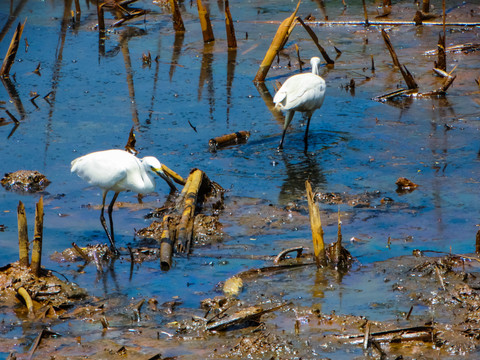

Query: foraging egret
71,149,177,253
273,57,326,149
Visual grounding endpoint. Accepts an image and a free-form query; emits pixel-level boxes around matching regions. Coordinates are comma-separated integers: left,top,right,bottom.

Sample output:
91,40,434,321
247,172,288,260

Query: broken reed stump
160,215,174,271
434,32,446,71
208,130,250,152
296,17,334,65
97,3,105,33
381,29,418,90
17,201,29,267
170,0,185,32
124,126,138,155
0,20,26,78
31,196,44,277
224,0,237,49
176,169,204,253
253,0,300,83
197,0,214,43
305,180,326,267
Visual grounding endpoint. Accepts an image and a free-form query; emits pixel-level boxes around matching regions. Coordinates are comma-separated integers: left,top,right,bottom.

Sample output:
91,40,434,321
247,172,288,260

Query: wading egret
71,149,177,253
273,57,326,150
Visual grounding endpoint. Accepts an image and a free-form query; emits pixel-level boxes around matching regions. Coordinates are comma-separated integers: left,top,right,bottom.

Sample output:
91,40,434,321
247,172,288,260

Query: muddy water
1,0,480,358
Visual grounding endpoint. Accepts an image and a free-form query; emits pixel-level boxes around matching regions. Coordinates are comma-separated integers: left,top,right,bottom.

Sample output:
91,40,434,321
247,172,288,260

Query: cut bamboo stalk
17,201,29,267
160,215,174,271
161,164,186,186
224,0,237,49
0,20,26,78
253,0,301,83
305,180,326,267
31,196,44,277
296,17,334,65
197,0,214,43
176,170,204,253
170,0,185,32
208,130,250,151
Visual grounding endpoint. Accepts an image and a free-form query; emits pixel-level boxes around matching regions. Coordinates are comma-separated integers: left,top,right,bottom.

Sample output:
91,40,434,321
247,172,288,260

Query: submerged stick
305,180,326,267
0,20,26,77
253,0,301,83
31,196,44,277
296,17,334,65
197,0,214,43
224,0,237,49
17,201,29,267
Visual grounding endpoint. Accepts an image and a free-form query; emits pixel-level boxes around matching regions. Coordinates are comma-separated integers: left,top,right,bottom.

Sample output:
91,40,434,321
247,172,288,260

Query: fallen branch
208,131,250,152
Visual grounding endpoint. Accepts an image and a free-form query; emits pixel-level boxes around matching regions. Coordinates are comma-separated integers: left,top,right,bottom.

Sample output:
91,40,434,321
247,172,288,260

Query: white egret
273,57,326,150
71,149,177,253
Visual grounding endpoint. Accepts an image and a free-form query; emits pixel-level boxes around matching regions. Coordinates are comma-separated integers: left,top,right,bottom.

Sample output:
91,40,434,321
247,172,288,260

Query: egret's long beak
154,168,177,193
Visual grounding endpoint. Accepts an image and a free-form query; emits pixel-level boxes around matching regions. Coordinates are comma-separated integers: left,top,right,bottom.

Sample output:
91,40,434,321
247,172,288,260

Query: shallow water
1,0,480,357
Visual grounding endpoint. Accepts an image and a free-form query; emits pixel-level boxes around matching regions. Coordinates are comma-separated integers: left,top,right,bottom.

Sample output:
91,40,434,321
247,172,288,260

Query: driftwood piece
17,201,29,267
253,0,300,83
208,131,250,152
197,0,214,43
0,20,26,77
306,180,326,267
296,17,334,65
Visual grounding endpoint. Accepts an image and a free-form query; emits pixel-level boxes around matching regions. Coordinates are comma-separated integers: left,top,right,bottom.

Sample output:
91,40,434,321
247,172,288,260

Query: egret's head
310,57,322,76
143,156,177,192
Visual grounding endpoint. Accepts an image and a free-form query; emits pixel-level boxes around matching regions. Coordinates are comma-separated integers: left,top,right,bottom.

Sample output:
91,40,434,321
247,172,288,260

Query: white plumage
273,57,326,149
71,149,176,253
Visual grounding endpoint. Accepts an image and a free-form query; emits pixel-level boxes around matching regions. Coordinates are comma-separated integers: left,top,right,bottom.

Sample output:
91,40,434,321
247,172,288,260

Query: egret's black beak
154,168,177,193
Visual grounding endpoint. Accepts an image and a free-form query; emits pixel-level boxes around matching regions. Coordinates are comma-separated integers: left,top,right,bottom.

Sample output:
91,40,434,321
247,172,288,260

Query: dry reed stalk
31,196,44,277
0,20,26,77
305,180,326,267
170,0,185,32
224,0,237,49
434,33,446,71
422,0,430,13
197,0,214,43
17,287,34,316
253,0,301,83
161,164,186,186
17,201,29,267
176,170,204,253
296,17,334,65
362,0,369,26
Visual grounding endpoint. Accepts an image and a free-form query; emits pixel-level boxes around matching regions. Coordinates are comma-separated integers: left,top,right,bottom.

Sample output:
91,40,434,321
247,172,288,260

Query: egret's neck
311,65,320,76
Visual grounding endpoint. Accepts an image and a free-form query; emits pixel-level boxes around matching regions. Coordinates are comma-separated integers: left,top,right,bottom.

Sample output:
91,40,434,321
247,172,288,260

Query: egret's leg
107,192,120,254
279,110,295,149
99,191,116,252
304,112,313,150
